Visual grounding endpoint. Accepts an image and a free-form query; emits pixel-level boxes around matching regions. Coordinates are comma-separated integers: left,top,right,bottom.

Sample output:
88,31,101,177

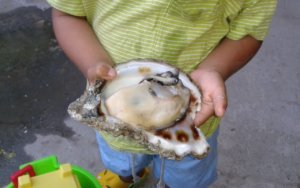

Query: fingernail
108,69,116,77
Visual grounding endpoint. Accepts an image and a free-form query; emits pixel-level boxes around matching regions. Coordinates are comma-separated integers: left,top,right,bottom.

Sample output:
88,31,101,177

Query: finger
194,96,215,126
95,63,117,80
213,94,228,117
88,63,117,84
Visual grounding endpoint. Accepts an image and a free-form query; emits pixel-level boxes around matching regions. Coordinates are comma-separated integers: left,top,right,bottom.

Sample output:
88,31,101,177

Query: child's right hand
86,62,117,84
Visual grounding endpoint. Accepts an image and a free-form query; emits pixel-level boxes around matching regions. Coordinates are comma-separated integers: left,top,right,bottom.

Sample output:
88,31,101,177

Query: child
48,0,276,187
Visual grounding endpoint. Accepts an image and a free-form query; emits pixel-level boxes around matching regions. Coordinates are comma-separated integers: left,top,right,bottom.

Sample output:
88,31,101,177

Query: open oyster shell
68,60,209,160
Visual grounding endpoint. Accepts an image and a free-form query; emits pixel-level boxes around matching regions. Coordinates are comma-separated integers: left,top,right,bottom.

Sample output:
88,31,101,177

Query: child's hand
86,62,117,84
190,68,228,126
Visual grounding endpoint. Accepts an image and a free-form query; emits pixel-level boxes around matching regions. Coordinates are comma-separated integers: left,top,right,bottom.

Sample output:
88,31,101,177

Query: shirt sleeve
227,0,277,41
47,0,86,17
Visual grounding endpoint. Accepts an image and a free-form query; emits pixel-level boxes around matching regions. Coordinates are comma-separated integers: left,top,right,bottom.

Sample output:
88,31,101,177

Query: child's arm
52,8,116,83
191,35,262,125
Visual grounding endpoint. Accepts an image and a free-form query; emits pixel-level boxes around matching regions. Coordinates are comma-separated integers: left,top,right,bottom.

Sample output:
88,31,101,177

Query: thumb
95,63,117,80
88,63,117,84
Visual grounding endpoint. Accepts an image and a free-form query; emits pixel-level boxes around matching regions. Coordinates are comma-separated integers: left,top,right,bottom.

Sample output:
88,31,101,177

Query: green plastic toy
7,155,101,188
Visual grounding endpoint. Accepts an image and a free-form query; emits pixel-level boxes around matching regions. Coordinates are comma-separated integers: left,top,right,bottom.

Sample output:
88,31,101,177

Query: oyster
68,60,209,160
101,69,190,130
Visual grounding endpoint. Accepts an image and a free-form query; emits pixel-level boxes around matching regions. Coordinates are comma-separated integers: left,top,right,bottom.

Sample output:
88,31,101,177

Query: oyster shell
68,60,209,160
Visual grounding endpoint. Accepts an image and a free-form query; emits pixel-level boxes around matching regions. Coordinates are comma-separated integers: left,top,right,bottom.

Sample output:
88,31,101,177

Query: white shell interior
101,60,201,120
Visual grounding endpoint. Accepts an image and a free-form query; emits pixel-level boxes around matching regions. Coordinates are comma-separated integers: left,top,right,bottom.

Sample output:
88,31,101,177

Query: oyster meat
68,60,209,160
101,70,190,130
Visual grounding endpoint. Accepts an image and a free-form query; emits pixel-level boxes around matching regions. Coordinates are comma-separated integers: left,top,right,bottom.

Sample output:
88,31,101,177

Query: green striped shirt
47,0,276,153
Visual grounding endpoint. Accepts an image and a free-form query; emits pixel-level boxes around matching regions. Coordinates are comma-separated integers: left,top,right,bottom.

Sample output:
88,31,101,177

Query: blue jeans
96,129,219,188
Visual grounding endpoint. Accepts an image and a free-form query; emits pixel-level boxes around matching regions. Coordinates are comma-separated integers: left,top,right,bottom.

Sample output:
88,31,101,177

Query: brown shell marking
155,130,172,140
190,125,200,140
138,67,152,75
188,93,198,113
175,130,189,142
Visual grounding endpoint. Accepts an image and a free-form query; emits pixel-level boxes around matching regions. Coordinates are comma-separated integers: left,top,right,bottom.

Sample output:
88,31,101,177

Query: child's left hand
190,68,228,126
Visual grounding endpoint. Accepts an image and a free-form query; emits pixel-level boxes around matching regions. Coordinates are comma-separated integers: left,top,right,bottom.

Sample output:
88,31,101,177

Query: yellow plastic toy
8,155,101,188
18,164,81,188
